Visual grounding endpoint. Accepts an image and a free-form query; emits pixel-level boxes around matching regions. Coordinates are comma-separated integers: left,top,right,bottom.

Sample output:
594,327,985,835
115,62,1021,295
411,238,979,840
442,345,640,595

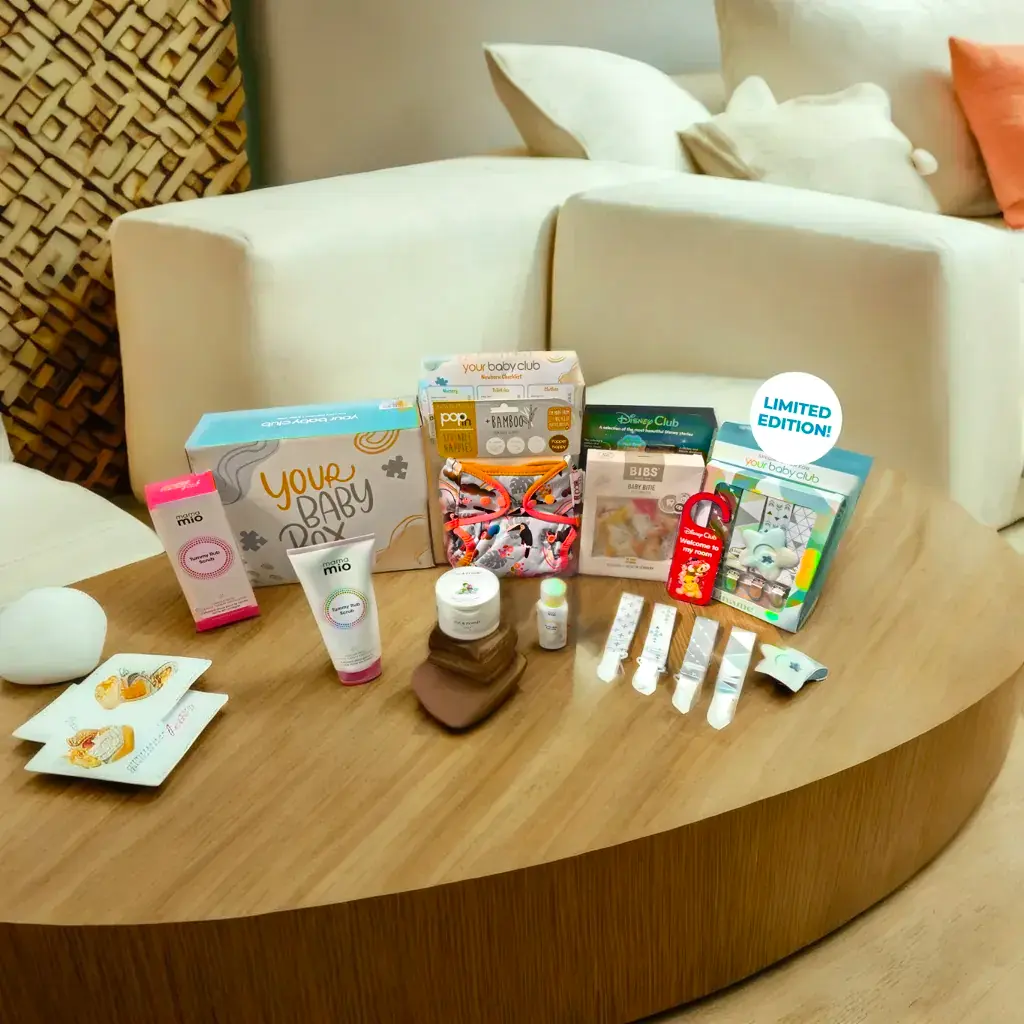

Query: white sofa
0,420,162,606
111,59,1024,528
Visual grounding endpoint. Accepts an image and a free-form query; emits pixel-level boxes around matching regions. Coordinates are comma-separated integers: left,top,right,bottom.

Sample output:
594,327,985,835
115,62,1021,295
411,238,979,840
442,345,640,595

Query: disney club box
185,399,432,587
418,351,586,563
581,405,717,468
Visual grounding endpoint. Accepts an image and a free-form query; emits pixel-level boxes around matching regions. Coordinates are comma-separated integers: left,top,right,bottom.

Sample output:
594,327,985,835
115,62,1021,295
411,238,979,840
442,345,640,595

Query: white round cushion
0,587,107,685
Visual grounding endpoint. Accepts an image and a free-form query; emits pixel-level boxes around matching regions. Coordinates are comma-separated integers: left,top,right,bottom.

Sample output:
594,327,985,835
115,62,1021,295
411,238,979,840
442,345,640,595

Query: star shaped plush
754,644,829,693
738,526,799,581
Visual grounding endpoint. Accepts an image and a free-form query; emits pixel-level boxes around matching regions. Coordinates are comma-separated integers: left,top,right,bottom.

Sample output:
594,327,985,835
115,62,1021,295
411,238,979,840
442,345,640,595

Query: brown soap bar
427,623,518,684
413,653,526,731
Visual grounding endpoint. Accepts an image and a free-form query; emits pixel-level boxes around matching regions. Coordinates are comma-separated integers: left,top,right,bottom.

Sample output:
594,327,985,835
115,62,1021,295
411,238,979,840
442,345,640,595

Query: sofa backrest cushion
715,0,1024,217
485,44,711,172
1,418,11,464
671,71,727,115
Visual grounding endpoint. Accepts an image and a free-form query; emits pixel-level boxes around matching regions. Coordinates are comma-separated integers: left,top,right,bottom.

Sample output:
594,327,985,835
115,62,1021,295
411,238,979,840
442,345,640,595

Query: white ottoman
0,424,163,606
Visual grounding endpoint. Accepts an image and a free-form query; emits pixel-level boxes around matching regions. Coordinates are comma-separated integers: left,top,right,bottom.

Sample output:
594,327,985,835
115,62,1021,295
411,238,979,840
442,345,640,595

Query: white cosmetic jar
435,567,501,641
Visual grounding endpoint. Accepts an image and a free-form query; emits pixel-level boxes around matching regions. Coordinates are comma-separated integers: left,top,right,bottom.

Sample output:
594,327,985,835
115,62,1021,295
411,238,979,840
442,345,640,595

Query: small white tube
287,535,382,685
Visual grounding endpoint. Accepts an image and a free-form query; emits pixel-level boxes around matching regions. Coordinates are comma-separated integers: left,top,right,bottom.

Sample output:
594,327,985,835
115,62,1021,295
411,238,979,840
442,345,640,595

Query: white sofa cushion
484,44,710,172
0,464,163,605
715,0,1024,217
112,156,681,493
978,218,1024,280
552,174,1023,527
0,418,10,464
670,72,727,115
682,77,940,213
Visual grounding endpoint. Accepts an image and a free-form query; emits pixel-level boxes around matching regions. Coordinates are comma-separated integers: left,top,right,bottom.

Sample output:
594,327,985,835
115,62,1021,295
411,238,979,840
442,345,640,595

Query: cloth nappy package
186,399,432,587
418,351,586,568
440,457,581,576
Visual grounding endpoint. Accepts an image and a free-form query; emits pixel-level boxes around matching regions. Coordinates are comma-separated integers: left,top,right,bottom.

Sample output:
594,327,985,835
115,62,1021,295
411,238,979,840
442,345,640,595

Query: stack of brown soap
412,623,526,730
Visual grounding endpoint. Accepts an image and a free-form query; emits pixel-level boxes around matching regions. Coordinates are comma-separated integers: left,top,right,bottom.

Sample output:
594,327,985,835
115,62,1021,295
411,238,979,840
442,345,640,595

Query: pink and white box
145,472,260,631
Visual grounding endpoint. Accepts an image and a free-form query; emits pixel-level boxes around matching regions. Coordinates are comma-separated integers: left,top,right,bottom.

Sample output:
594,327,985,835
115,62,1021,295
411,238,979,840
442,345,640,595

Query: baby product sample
24,690,228,787
439,457,580,576
755,645,829,692
672,617,719,714
13,653,212,743
146,472,259,631
632,603,677,695
288,536,383,685
414,590,525,729
597,592,645,682
707,628,757,730
536,578,569,650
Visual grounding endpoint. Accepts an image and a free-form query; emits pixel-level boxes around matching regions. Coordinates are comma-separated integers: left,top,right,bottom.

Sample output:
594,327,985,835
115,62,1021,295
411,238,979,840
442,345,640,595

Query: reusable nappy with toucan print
439,457,580,576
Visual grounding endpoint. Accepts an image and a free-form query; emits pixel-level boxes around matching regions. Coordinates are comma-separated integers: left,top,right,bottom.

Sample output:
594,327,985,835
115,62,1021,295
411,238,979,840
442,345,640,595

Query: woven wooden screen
0,0,250,490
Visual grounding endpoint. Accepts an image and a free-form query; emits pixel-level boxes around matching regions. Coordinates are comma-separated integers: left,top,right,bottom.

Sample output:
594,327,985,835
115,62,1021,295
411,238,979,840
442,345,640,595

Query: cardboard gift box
581,405,717,468
703,422,873,631
579,449,707,581
186,399,432,587
417,352,586,564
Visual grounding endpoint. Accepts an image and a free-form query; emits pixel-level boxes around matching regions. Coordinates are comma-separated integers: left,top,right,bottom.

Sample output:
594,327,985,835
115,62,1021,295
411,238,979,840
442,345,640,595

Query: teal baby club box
704,422,873,631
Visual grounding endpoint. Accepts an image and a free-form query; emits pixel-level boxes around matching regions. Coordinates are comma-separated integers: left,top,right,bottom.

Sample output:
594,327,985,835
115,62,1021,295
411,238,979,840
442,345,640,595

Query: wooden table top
2,470,1023,927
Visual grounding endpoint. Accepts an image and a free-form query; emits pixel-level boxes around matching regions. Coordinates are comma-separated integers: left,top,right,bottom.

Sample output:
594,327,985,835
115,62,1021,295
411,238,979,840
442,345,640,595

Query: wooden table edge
2,668,1018,1023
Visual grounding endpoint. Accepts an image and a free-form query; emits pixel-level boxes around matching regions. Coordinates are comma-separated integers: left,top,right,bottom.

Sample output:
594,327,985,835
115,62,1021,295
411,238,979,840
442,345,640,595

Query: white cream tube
287,535,382,685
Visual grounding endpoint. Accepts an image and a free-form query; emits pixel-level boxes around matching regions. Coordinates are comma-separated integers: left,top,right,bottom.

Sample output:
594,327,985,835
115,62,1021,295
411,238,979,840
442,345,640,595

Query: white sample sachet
632,604,677,695
13,653,212,743
708,628,757,730
597,593,645,682
672,618,720,714
25,690,227,787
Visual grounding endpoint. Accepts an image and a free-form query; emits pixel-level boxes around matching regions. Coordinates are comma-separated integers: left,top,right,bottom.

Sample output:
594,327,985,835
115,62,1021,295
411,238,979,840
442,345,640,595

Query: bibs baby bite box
186,399,432,587
580,449,706,581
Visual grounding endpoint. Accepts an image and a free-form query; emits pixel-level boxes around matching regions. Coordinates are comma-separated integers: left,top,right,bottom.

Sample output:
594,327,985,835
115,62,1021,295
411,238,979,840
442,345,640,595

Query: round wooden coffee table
1,471,1022,1023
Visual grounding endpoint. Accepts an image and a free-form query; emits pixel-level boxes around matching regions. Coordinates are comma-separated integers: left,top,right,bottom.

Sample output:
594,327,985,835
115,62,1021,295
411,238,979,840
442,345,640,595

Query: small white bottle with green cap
537,578,568,650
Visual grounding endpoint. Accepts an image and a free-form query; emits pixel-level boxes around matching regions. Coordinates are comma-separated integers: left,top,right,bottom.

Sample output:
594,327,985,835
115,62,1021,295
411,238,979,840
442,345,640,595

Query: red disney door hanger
667,492,732,606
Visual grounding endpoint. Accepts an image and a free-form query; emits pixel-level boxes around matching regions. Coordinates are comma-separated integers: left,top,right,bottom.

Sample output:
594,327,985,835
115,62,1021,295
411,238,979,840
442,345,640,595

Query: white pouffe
585,373,761,425
0,587,107,685
0,461,163,606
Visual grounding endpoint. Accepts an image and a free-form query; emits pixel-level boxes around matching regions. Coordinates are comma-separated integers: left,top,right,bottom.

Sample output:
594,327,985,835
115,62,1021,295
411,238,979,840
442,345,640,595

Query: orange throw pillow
949,37,1024,228
946,37,1024,228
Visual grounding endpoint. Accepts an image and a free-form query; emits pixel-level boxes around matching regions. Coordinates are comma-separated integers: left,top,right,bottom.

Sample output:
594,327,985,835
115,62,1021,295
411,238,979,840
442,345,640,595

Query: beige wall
249,0,720,185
